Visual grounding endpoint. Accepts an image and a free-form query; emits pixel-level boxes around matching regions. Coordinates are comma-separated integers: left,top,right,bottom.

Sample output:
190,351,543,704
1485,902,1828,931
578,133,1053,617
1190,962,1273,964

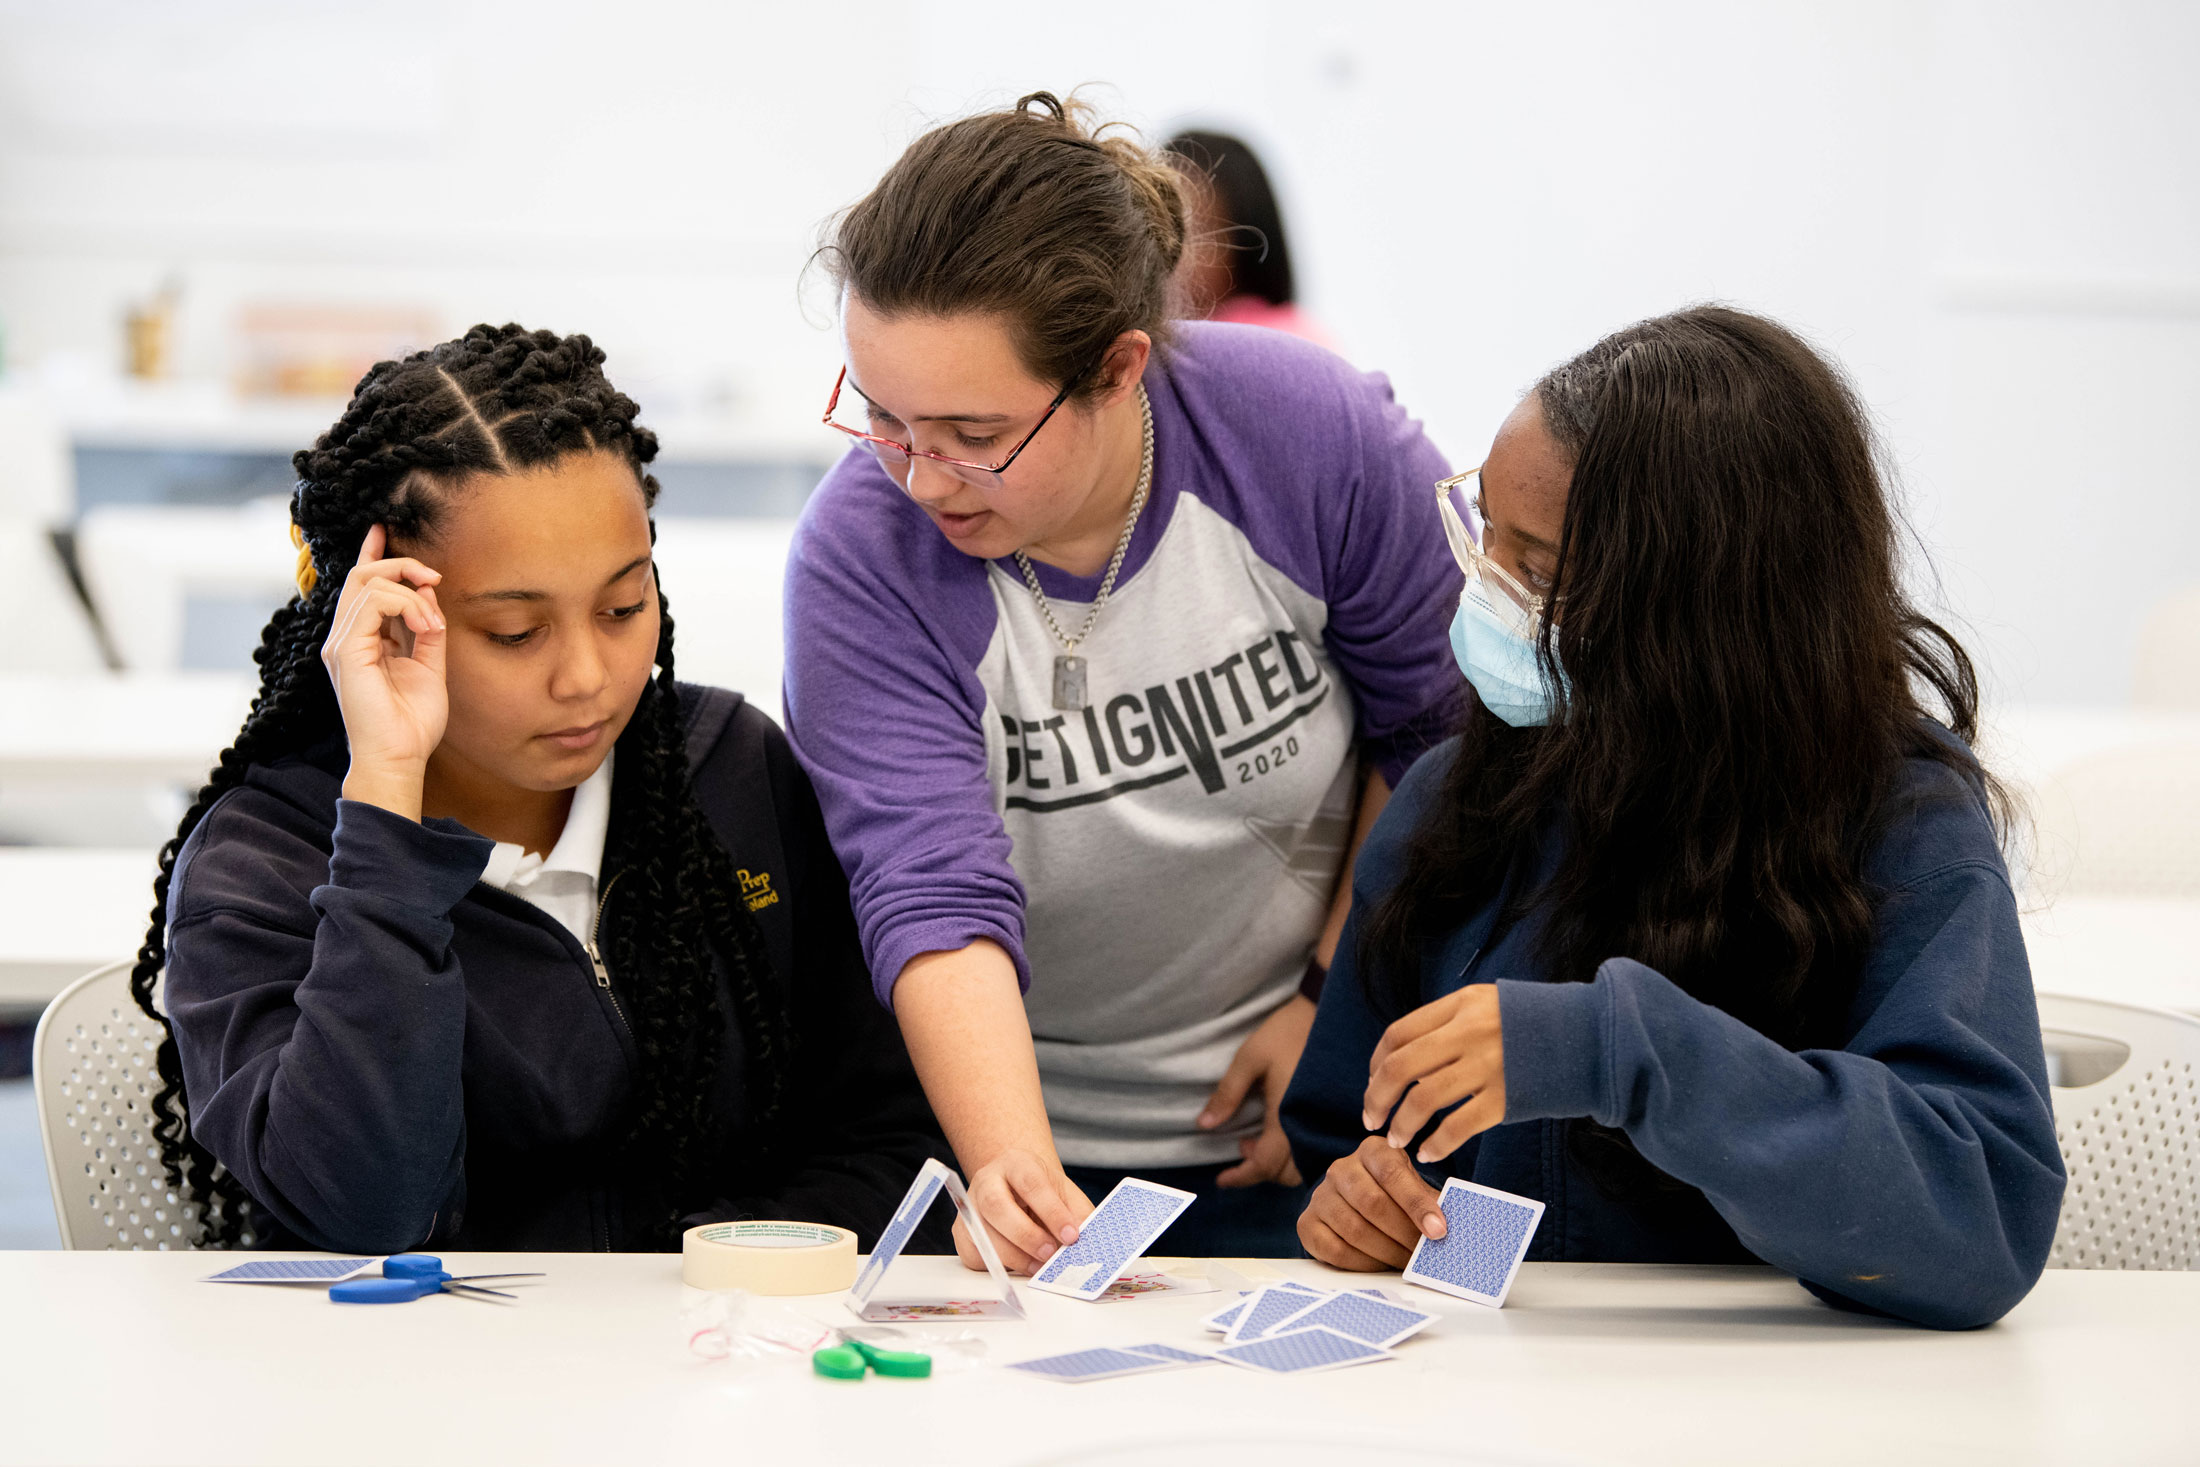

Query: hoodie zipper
584,870,630,1039
583,870,628,1254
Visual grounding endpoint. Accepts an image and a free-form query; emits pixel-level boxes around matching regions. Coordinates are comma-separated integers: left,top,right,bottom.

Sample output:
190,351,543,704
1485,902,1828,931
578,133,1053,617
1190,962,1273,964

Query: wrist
342,761,427,822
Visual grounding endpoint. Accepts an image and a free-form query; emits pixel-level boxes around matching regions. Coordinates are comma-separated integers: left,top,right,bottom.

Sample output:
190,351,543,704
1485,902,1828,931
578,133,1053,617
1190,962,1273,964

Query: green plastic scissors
812,1332,932,1380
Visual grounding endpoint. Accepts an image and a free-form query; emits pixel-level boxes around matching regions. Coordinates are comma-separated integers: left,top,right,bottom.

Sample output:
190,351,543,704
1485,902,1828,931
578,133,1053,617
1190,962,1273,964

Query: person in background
787,92,1463,1268
1281,305,2065,1330
132,324,942,1253
1165,128,1332,347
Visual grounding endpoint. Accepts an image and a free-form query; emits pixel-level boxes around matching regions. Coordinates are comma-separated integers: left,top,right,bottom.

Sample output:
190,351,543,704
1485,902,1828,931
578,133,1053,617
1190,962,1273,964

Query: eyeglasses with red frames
822,364,1089,491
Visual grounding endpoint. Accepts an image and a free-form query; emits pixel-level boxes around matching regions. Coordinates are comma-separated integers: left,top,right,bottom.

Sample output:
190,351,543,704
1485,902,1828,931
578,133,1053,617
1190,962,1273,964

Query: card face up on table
1402,1178,1546,1308
1027,1177,1196,1301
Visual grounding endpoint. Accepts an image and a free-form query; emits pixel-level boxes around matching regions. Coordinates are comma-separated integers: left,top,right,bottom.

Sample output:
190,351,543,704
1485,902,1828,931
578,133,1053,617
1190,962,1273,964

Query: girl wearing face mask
134,325,943,1253
786,93,1463,1268
1281,306,2064,1329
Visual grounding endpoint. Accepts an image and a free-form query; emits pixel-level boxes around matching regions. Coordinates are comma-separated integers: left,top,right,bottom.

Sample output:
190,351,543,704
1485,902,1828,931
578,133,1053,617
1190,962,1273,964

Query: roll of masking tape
681,1220,859,1295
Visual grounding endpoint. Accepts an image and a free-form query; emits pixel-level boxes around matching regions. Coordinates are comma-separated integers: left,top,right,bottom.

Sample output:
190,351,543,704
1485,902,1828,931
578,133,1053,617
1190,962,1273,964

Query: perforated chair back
2031,741,2200,900
32,960,205,1249
2135,585,2200,710
2039,991,2200,1269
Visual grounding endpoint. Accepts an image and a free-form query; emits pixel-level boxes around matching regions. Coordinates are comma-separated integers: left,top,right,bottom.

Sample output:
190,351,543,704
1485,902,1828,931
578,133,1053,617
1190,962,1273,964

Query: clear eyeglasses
1436,467,1548,635
821,365,1086,492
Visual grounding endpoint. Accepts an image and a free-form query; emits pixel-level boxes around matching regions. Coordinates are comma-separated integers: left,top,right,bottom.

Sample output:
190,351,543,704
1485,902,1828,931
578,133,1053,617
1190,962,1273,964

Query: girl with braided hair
134,323,943,1252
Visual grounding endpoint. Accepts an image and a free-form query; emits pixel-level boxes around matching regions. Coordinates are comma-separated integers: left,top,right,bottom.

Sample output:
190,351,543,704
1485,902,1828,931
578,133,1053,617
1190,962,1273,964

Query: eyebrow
1477,490,1559,556
464,555,652,604
847,377,1012,426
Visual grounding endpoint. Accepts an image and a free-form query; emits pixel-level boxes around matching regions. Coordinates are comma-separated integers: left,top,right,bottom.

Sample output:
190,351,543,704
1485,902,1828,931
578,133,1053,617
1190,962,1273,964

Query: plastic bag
684,1289,836,1364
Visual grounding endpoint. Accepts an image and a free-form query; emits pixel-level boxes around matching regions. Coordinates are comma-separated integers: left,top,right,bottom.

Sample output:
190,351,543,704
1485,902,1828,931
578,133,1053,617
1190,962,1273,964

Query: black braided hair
129,323,791,1248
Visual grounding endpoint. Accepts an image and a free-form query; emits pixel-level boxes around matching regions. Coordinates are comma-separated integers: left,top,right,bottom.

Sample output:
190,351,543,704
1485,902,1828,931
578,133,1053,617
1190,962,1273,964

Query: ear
1091,330,1153,406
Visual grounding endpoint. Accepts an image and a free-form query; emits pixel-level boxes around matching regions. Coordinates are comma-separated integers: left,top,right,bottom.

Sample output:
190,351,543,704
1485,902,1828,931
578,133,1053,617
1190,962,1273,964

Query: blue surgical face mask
1449,583,1564,727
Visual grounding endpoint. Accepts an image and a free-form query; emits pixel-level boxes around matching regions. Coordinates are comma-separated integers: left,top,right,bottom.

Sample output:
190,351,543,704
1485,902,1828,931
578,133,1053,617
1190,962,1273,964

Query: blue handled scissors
328,1253,544,1304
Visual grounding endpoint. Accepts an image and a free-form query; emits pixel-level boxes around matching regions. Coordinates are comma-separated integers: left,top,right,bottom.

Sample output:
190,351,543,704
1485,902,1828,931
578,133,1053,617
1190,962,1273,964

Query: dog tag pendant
1051,654,1088,712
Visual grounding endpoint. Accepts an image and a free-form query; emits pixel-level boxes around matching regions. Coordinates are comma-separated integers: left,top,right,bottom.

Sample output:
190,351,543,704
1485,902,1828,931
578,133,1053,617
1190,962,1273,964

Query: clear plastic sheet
682,1290,991,1374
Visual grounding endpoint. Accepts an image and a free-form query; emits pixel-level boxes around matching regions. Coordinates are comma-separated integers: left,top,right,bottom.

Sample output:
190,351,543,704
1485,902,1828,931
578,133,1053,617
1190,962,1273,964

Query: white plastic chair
2039,991,2200,1269
2135,586,2200,710
32,960,206,1249
2030,741,2200,901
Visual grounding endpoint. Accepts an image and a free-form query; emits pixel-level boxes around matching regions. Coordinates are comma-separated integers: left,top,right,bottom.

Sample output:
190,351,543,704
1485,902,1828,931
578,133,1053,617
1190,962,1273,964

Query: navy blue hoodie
163,684,945,1254
1281,730,2065,1329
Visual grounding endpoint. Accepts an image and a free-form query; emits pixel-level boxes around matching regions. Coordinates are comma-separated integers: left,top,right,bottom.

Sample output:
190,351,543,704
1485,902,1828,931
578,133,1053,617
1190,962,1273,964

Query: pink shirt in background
1209,295,1338,351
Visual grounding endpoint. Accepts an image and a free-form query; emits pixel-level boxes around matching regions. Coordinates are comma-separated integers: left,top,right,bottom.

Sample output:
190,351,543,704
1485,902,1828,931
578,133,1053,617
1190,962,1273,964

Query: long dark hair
1165,129,1295,307
130,324,790,1247
1362,306,1998,1056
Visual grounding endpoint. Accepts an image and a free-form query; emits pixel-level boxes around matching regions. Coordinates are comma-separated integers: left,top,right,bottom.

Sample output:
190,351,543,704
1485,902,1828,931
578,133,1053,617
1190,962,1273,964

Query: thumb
1198,1048,1262,1130
1369,1145,1447,1238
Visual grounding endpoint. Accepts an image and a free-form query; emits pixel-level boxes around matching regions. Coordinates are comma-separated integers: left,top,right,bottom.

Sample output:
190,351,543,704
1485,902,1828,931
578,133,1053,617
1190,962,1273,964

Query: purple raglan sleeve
1171,325,1466,789
1318,362,1468,786
781,456,1028,1007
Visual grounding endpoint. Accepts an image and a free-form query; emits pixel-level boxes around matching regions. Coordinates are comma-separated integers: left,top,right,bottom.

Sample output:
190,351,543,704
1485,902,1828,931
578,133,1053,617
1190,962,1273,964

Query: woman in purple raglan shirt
785,93,1462,1268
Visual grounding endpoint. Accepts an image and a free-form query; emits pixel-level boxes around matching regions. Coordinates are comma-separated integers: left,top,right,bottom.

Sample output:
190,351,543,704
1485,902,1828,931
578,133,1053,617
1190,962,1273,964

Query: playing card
1119,1342,1213,1364
846,1157,1024,1321
1224,1284,1340,1344
1201,1279,1321,1334
1027,1177,1196,1301
1402,1177,1546,1308
1006,1346,1192,1383
845,1164,945,1305
1213,1325,1394,1374
1268,1289,1436,1348
1094,1270,1217,1303
202,1258,381,1284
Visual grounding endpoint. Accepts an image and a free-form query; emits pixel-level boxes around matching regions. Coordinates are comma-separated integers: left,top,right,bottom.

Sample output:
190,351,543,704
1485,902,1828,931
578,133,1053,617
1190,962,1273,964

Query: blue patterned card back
1008,1346,1186,1382
1268,1290,1435,1348
1028,1178,1195,1300
1402,1178,1545,1307
202,1258,379,1284
1213,1326,1393,1374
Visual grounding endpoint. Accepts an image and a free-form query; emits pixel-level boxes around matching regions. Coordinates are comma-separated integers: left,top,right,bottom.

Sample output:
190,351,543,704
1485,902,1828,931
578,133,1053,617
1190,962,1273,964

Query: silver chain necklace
1012,384,1154,712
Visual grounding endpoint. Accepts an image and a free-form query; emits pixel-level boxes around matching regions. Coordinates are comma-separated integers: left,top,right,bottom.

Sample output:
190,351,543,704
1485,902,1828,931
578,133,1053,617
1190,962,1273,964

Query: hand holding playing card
1297,1136,1448,1271
952,1148,1093,1275
1361,982,1507,1162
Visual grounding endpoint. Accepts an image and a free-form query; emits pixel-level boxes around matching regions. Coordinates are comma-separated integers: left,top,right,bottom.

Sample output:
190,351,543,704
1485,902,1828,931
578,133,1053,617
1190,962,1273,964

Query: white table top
0,1251,2192,1467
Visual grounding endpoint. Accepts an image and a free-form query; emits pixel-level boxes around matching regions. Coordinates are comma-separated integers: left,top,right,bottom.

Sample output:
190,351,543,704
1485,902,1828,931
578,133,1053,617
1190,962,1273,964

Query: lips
928,507,993,540
540,720,610,751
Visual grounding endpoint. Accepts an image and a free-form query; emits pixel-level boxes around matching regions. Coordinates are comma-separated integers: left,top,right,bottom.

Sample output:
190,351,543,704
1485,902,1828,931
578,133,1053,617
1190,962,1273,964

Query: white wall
0,0,2193,707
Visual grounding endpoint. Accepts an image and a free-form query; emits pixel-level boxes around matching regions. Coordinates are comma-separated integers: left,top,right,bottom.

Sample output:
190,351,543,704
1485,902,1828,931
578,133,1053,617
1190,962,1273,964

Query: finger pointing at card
1361,983,1507,1163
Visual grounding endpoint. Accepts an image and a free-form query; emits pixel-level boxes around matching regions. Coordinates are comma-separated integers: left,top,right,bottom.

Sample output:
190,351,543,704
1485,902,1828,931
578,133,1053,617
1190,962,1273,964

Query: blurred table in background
0,847,156,1008
1979,705,2200,811
0,671,253,788
2022,897,2200,1015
